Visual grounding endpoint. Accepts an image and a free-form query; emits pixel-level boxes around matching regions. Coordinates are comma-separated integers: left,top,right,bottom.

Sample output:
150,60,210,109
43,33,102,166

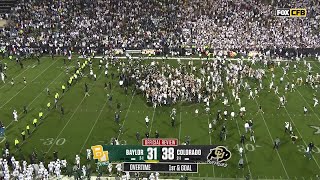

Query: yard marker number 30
41,138,66,146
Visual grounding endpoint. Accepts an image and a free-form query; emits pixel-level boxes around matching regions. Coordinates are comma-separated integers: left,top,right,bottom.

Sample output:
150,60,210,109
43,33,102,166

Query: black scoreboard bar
123,162,198,173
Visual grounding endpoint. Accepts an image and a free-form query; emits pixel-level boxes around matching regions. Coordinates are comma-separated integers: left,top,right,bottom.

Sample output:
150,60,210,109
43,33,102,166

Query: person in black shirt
108,95,113,106
61,106,64,115
23,105,28,114
117,103,121,110
109,82,112,90
53,151,58,160
85,83,90,97
240,134,246,144
308,142,314,151
155,130,159,138
115,112,120,125
145,132,149,138
136,132,140,141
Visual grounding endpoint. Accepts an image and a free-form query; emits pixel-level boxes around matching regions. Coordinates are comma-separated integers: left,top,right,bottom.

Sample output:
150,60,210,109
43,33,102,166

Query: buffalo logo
207,146,231,163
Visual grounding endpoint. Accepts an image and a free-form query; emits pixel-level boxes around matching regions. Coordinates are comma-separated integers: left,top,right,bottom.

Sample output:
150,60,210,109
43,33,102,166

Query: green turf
0,56,320,179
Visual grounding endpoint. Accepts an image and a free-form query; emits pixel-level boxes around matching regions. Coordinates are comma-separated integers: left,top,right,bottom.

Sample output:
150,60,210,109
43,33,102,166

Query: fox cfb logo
276,8,307,17
207,146,231,167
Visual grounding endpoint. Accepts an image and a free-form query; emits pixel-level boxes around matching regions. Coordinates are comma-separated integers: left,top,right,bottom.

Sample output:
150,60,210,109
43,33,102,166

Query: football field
0,56,320,179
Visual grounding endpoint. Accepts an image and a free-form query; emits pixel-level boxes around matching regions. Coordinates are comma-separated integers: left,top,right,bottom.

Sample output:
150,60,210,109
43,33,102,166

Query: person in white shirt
239,146,244,157
208,123,212,134
81,165,86,178
285,122,289,133
108,163,113,176
303,106,308,116
13,110,18,121
145,116,150,128
250,130,256,143
231,111,235,120
195,109,199,116
86,149,91,160
149,173,155,180
244,122,250,133
304,146,311,160
116,163,122,176
223,110,228,120
75,155,80,168
1,72,5,83
314,97,318,107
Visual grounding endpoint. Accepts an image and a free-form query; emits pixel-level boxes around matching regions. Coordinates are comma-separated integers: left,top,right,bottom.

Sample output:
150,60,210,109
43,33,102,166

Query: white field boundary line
309,59,320,70
0,60,58,109
44,69,104,158
79,77,116,152
6,71,65,129
78,56,320,62
226,88,252,178
117,91,136,140
79,98,108,153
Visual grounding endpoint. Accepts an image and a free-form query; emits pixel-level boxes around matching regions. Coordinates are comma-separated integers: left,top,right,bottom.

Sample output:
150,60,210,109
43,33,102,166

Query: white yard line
178,112,182,144
288,68,320,122
206,113,215,178
148,107,157,134
117,91,136,140
271,69,320,170
295,89,320,121
44,70,103,158
206,114,212,145
226,89,252,178
0,62,37,89
79,98,108,152
282,105,320,170
6,71,65,129
251,69,290,178
80,78,116,152
252,94,290,179
0,60,58,109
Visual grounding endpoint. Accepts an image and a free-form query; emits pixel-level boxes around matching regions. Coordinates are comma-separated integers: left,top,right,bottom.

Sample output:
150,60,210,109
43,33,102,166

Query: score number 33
147,147,175,160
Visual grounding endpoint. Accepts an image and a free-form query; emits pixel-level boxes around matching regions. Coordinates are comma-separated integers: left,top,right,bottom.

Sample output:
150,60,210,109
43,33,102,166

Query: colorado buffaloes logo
207,146,231,163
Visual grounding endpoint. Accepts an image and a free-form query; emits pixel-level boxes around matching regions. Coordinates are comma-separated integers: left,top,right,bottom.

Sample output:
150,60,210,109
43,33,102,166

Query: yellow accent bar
144,160,159,163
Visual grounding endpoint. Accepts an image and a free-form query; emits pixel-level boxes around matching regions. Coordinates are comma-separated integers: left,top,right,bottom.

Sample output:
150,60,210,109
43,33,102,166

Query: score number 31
147,147,175,160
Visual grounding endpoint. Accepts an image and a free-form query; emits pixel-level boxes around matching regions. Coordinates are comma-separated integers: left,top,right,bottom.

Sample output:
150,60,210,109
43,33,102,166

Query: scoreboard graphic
123,162,198,173
91,138,232,173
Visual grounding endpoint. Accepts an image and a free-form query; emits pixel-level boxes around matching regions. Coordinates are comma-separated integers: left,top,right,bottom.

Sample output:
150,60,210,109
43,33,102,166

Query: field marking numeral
41,138,66,146
234,143,256,152
297,145,320,154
